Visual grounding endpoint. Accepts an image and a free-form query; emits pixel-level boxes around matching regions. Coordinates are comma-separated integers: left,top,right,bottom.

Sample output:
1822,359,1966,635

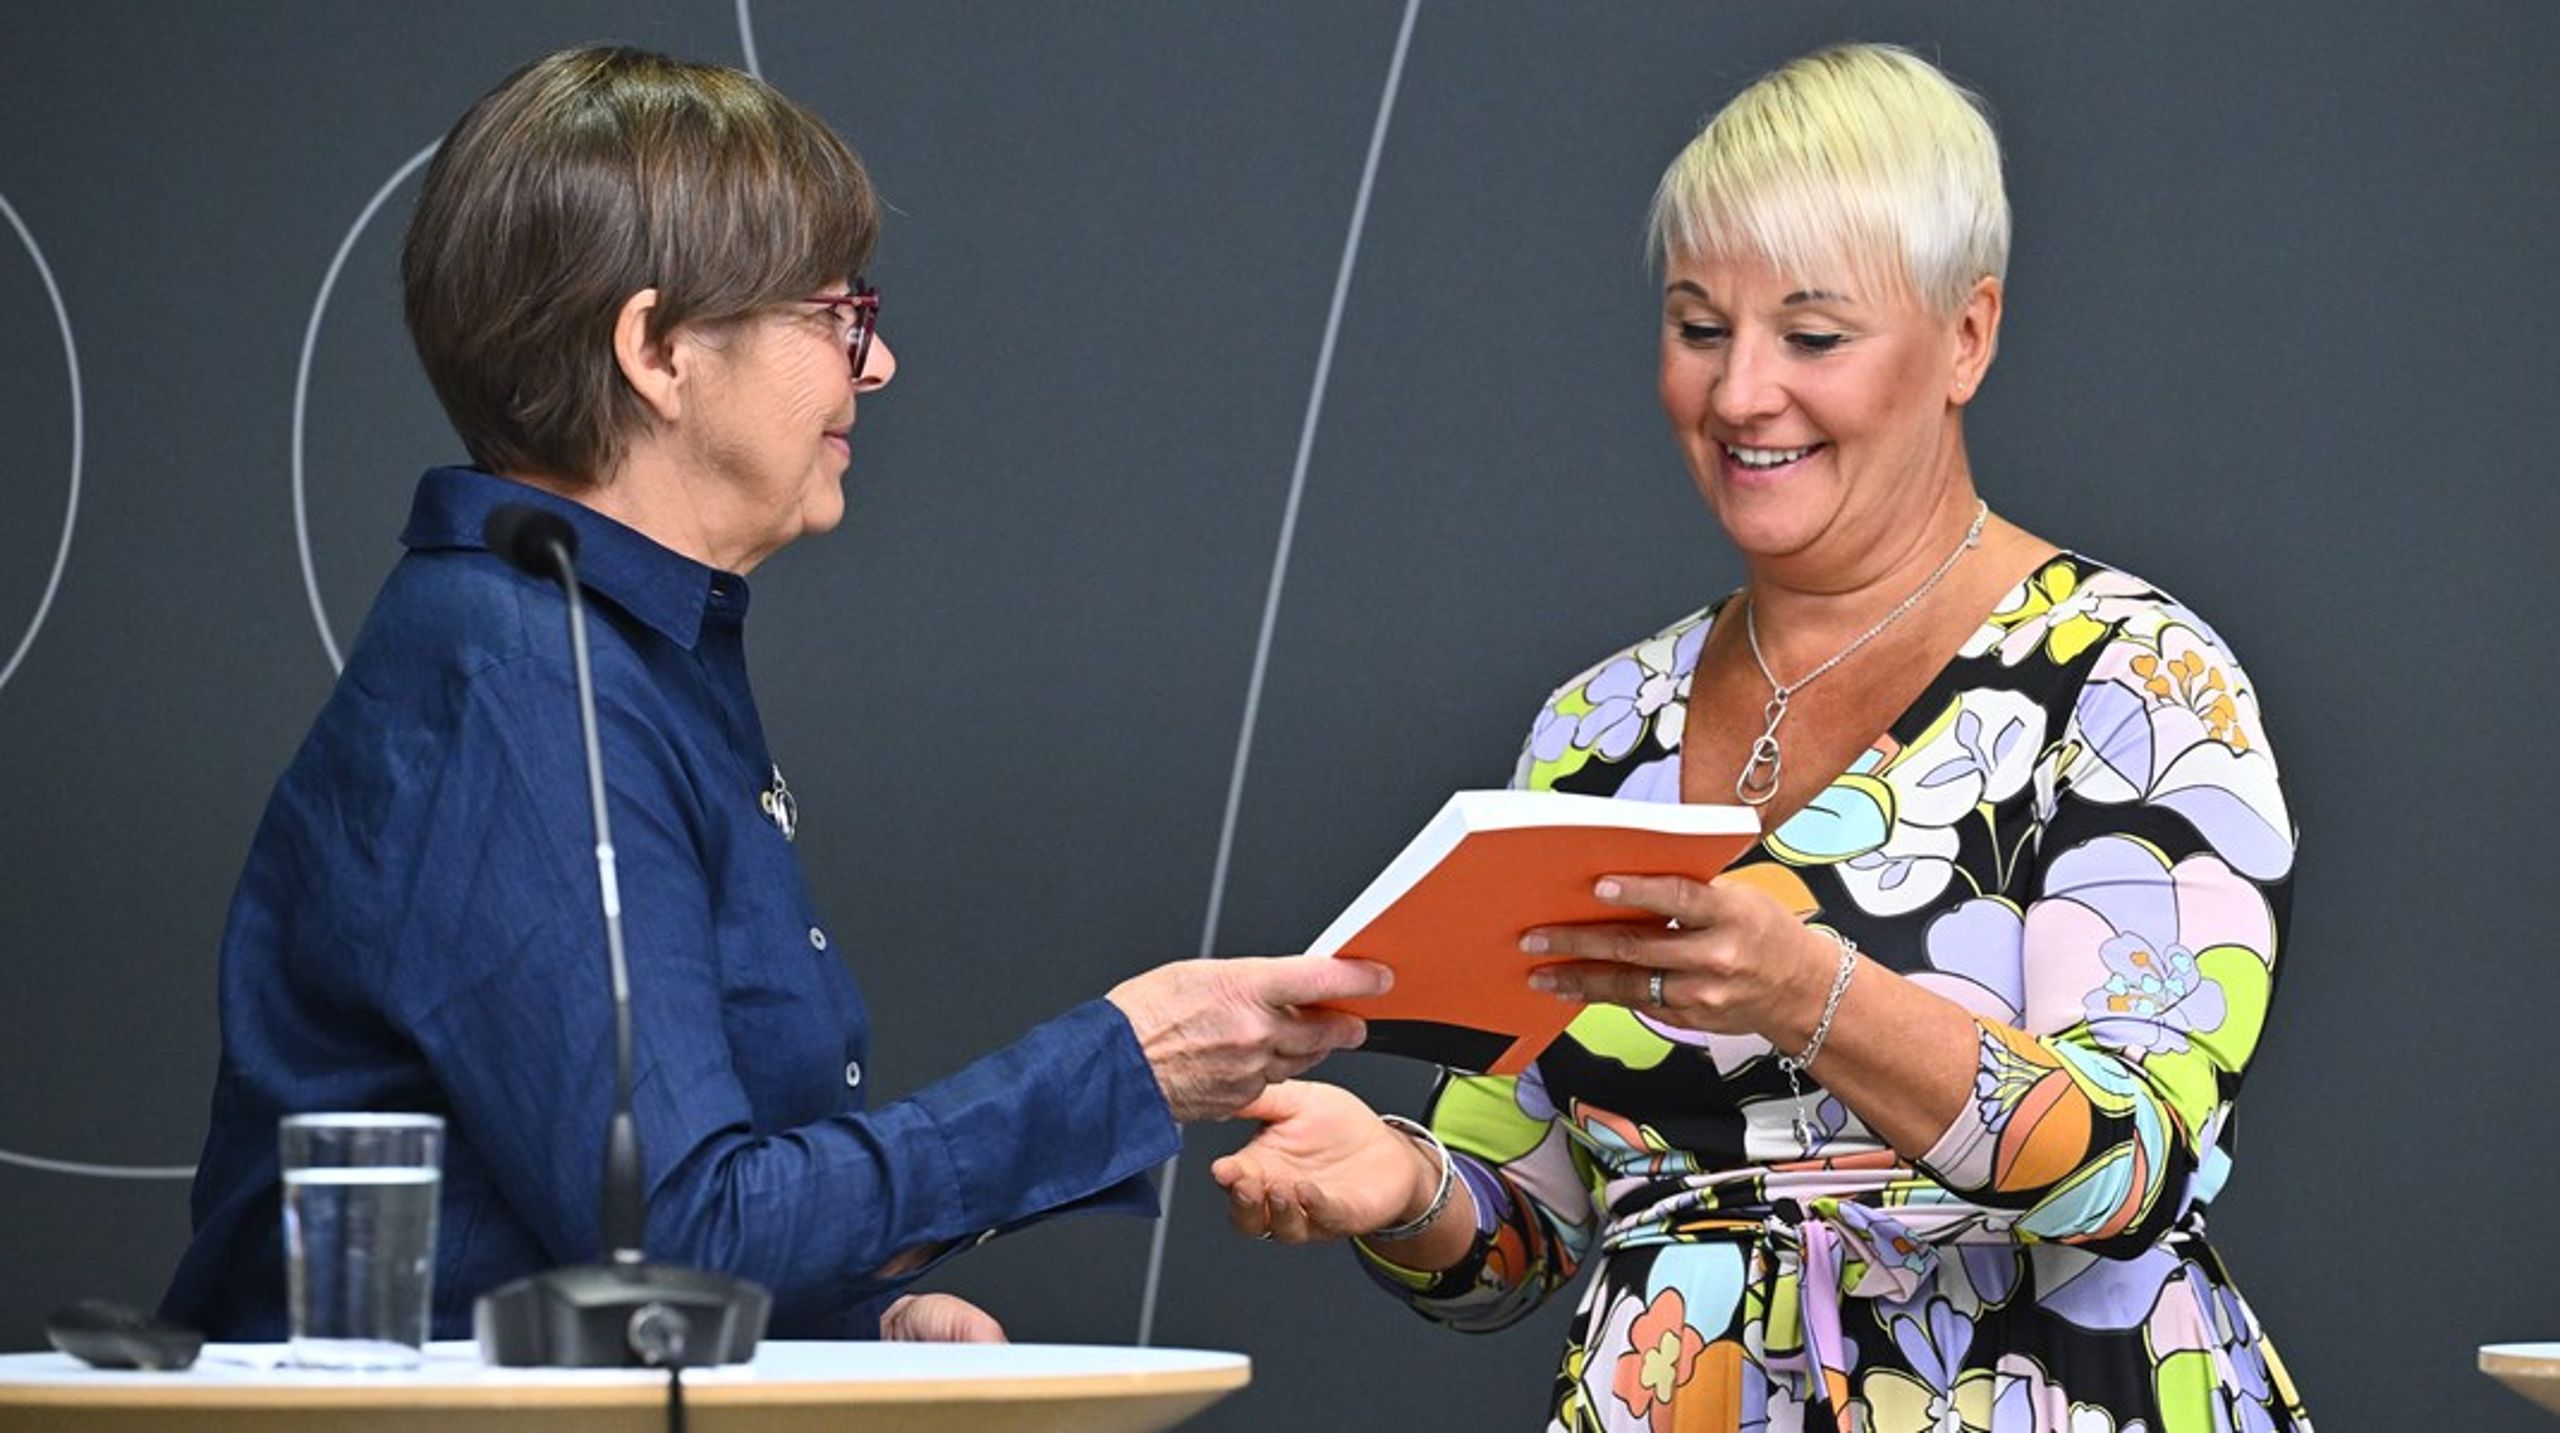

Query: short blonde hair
1646,43,2009,316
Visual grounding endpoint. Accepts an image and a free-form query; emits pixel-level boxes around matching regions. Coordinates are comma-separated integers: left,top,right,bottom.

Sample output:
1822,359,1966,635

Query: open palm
1210,1081,1433,1242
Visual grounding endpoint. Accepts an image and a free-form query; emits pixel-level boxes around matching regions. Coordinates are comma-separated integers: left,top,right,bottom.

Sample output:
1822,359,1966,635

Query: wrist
1366,1115,1455,1243
1391,1134,1441,1226
1779,929,1858,1071
1778,925,1833,1051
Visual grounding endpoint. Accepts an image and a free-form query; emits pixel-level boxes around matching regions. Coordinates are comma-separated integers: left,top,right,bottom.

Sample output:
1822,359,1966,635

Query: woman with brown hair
164,45,1386,1345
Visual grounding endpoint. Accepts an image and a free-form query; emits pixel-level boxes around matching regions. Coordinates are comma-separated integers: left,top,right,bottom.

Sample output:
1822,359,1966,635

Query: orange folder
1308,791,1761,1074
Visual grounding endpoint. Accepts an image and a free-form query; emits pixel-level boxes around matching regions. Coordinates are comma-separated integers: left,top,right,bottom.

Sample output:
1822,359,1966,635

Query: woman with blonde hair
1218,43,2309,1431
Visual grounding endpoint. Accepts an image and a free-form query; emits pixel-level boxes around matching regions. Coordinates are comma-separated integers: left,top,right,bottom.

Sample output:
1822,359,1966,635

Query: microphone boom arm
550,539,648,1267
472,505,770,1367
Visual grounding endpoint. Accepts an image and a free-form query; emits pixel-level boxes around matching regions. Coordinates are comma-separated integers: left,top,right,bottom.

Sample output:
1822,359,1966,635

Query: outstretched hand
1209,1081,1440,1245
1108,955,1391,1123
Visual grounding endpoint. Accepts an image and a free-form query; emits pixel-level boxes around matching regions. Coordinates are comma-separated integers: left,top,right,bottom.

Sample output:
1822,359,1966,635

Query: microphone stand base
474,1262,771,1368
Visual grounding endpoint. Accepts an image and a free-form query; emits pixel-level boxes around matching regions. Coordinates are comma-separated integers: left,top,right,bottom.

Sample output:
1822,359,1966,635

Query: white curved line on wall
0,1149,195,1181
737,0,764,79
291,140,442,675
0,195,185,1181
1134,0,1425,1348
0,189,86,697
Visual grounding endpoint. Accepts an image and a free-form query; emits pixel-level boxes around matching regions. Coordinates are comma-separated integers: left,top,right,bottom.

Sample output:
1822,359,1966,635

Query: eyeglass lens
848,281,878,377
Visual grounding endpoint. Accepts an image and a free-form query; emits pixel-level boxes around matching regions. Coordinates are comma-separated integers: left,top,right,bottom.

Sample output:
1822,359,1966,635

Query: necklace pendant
1736,735,1783,806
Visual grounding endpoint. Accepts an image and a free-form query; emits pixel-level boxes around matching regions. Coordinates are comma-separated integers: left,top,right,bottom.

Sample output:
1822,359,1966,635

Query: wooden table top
2482,1343,2560,1419
0,1339,1251,1433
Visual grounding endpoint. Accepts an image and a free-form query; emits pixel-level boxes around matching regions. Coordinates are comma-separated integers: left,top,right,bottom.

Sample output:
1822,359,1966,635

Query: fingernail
1527,971,1557,993
1520,933,1550,954
1595,879,1622,900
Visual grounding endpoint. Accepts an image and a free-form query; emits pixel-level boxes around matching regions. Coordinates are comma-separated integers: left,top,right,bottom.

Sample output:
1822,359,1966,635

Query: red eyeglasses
802,280,882,378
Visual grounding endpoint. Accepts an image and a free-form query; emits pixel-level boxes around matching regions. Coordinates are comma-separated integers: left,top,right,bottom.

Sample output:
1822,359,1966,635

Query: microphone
471,503,771,1368
482,503,579,581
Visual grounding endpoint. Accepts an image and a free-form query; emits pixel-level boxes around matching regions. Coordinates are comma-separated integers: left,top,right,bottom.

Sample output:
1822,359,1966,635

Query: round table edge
0,1362,1251,1411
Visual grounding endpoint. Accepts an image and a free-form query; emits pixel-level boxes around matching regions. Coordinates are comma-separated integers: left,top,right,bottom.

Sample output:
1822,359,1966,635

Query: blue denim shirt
164,467,1177,1340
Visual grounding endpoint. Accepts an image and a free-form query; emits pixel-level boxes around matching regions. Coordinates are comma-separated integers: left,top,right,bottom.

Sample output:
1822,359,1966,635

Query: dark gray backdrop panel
1,4,2550,1430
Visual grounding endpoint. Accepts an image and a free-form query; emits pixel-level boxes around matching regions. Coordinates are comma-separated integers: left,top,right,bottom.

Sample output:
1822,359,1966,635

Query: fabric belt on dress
1598,1194,2212,1428
1590,1197,1903,1423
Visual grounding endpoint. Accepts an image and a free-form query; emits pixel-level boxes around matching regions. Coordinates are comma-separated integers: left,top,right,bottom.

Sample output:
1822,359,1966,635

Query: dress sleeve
1356,1065,1604,1331
385,656,1178,1327
1912,595,2294,1252
1352,699,1615,1331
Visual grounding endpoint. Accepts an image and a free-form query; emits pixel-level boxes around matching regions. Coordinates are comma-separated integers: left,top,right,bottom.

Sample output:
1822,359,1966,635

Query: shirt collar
400,466,746,648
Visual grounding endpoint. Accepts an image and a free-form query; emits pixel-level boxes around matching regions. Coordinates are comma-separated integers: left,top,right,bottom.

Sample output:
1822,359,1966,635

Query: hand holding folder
1306,791,1760,1074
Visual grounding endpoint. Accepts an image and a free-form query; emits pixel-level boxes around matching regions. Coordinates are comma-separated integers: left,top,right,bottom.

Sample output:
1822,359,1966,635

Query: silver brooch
759,762,798,842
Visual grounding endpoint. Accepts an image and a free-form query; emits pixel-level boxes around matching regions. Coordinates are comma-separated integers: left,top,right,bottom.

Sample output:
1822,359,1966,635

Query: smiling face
671,287,897,566
1658,248,1997,585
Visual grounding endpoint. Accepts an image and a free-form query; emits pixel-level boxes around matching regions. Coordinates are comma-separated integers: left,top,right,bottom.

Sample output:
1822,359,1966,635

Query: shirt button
809,926,828,951
843,1060,863,1089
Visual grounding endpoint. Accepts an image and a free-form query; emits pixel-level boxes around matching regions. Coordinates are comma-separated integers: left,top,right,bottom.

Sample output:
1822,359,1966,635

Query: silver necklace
1734,500,1990,807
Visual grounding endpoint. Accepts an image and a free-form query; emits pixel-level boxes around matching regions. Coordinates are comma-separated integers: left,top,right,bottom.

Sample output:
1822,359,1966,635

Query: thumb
1232,1078,1317,1126
1249,953,1394,1007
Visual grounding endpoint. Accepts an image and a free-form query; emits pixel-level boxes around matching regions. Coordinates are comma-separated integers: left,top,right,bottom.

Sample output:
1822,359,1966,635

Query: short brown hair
402,45,877,482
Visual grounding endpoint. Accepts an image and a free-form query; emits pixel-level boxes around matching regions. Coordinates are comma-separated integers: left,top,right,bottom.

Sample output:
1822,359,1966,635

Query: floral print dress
1358,557,2311,1433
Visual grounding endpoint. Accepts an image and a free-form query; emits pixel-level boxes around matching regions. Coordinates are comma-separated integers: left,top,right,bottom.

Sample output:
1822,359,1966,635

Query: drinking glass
279,1113,443,1369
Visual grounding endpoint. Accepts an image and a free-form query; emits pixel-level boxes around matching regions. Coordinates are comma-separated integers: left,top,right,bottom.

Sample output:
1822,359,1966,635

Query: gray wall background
2,2,2551,1428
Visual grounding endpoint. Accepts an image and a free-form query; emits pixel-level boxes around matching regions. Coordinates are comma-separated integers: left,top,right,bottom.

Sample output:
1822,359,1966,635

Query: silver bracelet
1777,932,1857,1156
1363,1114,1454,1243
1780,930,1858,1074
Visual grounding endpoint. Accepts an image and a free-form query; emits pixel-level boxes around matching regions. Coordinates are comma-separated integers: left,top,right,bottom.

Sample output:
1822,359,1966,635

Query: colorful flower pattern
1614,1287,1713,1429
1363,558,2308,1431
